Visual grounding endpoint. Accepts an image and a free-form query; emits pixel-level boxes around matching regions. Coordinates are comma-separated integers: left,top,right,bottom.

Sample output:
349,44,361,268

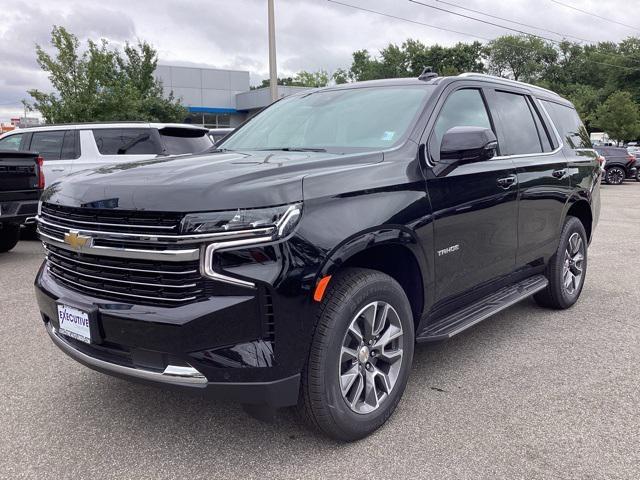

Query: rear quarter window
92,128,159,155
540,100,591,149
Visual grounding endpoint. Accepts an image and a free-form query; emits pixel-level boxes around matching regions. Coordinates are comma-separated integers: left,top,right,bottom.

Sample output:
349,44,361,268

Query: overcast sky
1,0,638,121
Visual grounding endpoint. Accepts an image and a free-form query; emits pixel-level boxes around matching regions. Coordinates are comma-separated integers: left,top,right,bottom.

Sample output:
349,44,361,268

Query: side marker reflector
313,275,332,302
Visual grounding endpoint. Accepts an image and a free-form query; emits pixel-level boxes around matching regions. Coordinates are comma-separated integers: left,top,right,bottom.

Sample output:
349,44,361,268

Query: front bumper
35,265,301,407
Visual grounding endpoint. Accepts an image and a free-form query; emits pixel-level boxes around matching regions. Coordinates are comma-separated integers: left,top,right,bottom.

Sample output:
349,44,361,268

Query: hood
41,149,382,212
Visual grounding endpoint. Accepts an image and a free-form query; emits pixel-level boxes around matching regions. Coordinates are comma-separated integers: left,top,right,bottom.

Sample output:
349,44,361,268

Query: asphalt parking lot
1,185,639,480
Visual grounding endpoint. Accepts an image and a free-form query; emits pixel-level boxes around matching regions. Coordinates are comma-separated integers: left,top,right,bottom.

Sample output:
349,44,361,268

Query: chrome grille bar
48,259,199,289
43,247,198,275
37,215,275,243
47,268,199,303
40,210,178,230
38,229,200,262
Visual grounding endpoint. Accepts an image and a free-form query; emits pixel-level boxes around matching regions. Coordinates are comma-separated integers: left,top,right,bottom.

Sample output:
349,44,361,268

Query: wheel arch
316,228,427,331
564,196,593,242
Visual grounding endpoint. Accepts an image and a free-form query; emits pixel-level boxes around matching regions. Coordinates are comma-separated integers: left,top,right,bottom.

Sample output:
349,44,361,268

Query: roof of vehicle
305,72,569,105
0,122,208,136
595,146,628,153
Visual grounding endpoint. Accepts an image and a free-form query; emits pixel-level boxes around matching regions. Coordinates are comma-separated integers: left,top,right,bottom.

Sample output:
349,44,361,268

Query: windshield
221,85,434,152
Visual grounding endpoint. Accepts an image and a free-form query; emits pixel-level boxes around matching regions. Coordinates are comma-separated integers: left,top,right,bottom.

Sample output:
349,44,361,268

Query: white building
154,64,313,127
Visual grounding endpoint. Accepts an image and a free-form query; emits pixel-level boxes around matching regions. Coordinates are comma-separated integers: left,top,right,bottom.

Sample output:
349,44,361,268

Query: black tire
635,170,640,182
299,268,414,442
605,166,625,185
0,223,21,253
534,216,588,310
21,223,38,240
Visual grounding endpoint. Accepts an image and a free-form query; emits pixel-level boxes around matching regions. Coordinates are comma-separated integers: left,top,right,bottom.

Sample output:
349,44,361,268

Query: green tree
292,70,330,87
350,49,384,81
487,35,557,82
28,26,186,123
593,91,640,143
332,68,351,84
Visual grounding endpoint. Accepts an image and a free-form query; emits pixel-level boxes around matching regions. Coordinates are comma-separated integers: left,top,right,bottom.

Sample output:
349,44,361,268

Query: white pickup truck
0,123,212,186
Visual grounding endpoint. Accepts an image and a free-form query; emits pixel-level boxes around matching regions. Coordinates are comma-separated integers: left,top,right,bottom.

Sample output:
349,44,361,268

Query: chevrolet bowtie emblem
63,231,92,250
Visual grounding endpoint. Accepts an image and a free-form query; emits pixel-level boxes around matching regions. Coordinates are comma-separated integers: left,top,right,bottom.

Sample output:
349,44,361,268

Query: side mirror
440,126,498,165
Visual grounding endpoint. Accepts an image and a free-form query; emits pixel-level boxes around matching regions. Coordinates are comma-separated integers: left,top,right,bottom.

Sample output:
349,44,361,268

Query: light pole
268,0,278,103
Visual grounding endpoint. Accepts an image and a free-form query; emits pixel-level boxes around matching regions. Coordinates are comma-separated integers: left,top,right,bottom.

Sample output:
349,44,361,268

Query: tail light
36,155,45,189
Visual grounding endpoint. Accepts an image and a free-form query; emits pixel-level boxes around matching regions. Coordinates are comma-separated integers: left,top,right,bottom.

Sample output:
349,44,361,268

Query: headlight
193,203,303,288
181,203,302,239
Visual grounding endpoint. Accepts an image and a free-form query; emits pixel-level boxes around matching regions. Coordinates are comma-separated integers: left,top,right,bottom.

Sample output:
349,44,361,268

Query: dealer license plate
57,304,91,344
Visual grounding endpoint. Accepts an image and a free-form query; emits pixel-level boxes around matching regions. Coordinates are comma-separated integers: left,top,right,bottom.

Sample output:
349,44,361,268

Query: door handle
497,174,517,189
51,168,65,172
552,168,567,179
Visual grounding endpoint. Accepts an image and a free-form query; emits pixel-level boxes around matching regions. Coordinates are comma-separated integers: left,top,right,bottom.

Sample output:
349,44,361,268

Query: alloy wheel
607,167,625,185
563,232,585,295
339,301,404,414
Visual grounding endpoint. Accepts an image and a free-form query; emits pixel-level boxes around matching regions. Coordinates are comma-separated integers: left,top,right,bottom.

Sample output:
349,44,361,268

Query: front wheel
534,216,588,309
299,268,414,441
635,170,640,182
605,166,626,185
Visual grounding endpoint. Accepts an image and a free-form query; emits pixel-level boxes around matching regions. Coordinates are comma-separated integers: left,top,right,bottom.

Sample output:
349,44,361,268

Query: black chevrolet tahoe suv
35,73,600,441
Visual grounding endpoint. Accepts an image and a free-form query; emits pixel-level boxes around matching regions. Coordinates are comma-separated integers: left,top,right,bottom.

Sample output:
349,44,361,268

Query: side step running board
416,274,548,343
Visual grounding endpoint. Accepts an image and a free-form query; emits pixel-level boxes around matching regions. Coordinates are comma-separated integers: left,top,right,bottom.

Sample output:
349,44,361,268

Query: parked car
34,72,600,441
594,146,637,184
208,127,234,144
0,123,213,187
0,150,43,252
626,142,640,156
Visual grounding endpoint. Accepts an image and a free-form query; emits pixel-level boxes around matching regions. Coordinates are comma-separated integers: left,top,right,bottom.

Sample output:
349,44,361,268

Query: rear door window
489,91,543,156
540,100,591,149
159,128,213,155
0,133,24,151
29,131,66,160
92,128,160,155
61,130,79,159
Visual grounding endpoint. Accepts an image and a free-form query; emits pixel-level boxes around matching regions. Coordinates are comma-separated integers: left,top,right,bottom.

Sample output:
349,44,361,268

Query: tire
299,268,415,441
0,223,21,253
534,216,588,310
605,166,625,185
21,223,38,240
635,170,640,182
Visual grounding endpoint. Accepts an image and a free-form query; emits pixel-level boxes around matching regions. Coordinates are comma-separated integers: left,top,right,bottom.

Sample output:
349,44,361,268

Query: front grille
40,203,182,235
45,244,206,306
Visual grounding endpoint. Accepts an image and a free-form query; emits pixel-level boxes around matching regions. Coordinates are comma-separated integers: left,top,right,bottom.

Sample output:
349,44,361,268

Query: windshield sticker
381,131,396,141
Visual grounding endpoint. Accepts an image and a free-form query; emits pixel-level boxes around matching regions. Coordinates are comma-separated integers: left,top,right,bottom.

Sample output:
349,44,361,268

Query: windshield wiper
117,133,151,154
259,147,327,152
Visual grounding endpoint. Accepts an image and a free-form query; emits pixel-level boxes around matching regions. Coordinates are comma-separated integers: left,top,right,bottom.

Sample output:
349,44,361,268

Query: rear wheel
605,166,625,185
534,216,587,309
299,268,414,441
0,223,21,253
635,170,640,182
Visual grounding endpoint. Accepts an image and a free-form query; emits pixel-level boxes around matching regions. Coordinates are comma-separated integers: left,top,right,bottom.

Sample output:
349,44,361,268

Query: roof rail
21,120,149,128
457,73,559,97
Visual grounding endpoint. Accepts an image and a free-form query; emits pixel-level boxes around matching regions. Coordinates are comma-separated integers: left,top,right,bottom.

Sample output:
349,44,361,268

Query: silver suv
0,122,212,186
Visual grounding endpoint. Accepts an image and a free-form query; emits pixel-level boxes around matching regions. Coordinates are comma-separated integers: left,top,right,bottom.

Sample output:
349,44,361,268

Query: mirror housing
440,126,498,165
